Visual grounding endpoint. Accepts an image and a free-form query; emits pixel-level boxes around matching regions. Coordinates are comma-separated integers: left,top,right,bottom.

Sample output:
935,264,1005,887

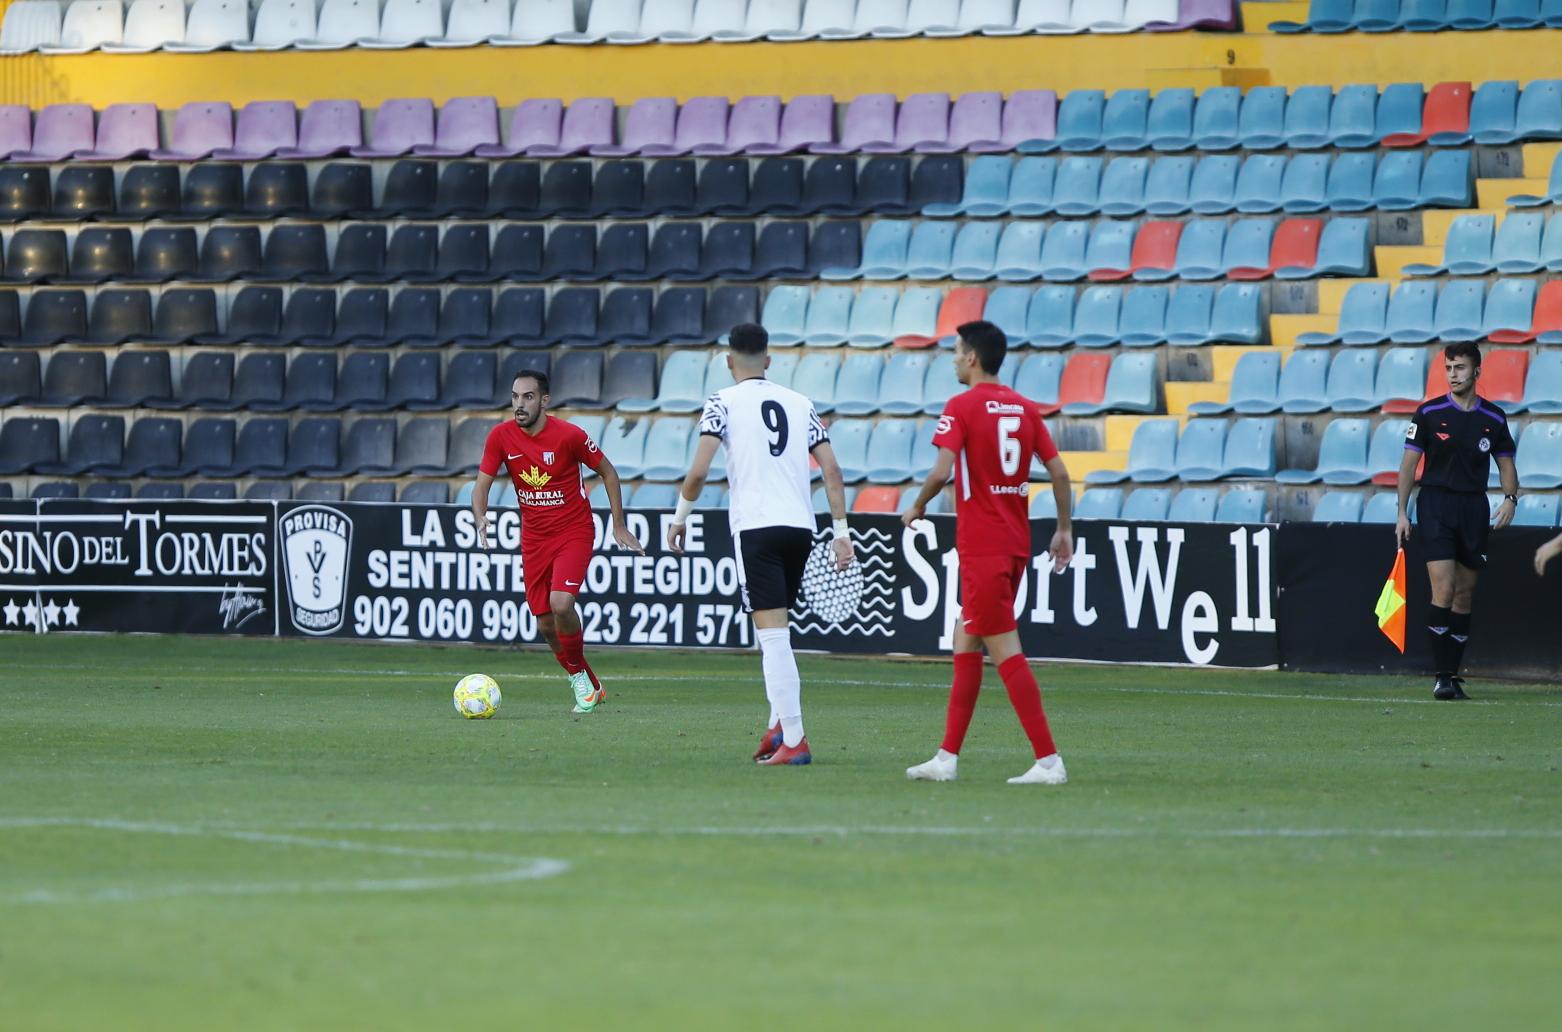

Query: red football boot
756,738,812,766
753,723,783,761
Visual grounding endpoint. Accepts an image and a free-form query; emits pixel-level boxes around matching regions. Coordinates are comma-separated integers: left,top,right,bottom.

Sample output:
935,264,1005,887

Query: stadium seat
1091,418,1178,485
34,414,124,476
0,1,63,53
1049,350,1113,415
791,351,842,414
61,228,134,285
1516,421,1562,488
1278,417,1370,485
8,103,93,163
0,351,40,405
1365,418,1413,483
236,0,317,49
1277,350,1331,414
1121,488,1171,522
861,419,918,483
1514,494,1560,528
0,416,60,474
41,0,124,54
270,99,361,158
38,351,107,407
1172,220,1226,280
1323,349,1382,413
1520,351,1562,414
1023,286,1074,348
103,350,173,408
147,101,234,160
1168,487,1219,523
1074,488,1123,521
15,289,88,346
1213,487,1266,524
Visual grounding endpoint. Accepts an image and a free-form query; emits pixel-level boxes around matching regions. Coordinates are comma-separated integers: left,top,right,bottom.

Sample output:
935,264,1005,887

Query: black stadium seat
550,350,603,407
386,287,440,345
2,229,68,284
438,223,492,282
807,220,860,277
189,482,238,499
538,161,591,218
910,155,964,211
650,287,708,345
297,481,346,502
488,224,543,281
119,165,182,221
376,160,438,217
125,227,198,283
384,224,439,282
599,350,658,410
269,417,341,476
544,287,601,345
394,417,450,475
19,289,89,346
87,288,153,345
644,223,703,281
695,158,749,216
85,482,132,499
858,156,912,215
699,222,754,279
0,165,50,222
35,414,124,475
439,287,493,346
541,225,596,281
445,416,492,474
311,163,373,219
803,157,857,215
103,417,182,476
33,481,80,499
200,286,283,345
176,417,238,475
645,159,697,216
0,290,18,342
490,286,546,346
173,164,243,222
749,221,808,279
0,417,61,474
148,351,233,410
0,351,41,405
385,352,443,410
240,162,310,219
280,288,338,346
50,166,116,221
59,227,133,284
102,350,173,408
244,482,292,501
338,418,397,475
707,285,759,339
256,224,329,282
137,482,185,499
595,223,649,281
442,351,497,407
267,352,337,413
222,352,286,412
348,482,396,503
337,352,391,410
39,351,106,407
191,226,263,282
222,417,289,477
329,288,389,345
487,161,540,219
590,160,646,218
751,157,805,216
433,161,489,218
314,224,386,283
399,481,449,504
148,288,219,344
602,287,655,345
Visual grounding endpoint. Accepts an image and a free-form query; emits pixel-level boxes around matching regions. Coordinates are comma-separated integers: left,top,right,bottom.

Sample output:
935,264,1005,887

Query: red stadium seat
1386,81,1472,149
1045,351,1112,416
1122,220,1181,281
1233,218,1320,280
1477,348,1529,409
852,485,901,513
896,286,986,349
1524,279,1562,342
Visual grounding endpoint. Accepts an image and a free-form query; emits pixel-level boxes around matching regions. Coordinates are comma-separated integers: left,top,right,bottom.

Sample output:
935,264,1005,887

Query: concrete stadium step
1059,450,1128,480
1164,383,1227,415
1269,314,1337,348
1373,245,1442,281
1479,179,1549,209
1209,344,1285,383
1318,278,1389,313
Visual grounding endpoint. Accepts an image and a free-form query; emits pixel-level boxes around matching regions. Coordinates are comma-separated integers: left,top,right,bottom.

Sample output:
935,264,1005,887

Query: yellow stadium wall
4,31,1562,108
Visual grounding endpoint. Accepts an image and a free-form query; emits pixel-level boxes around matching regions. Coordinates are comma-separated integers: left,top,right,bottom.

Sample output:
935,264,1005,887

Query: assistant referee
1395,342,1518,701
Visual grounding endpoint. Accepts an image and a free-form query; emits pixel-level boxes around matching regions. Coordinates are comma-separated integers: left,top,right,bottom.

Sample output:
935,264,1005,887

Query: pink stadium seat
75,102,160,160
812,93,896,154
275,99,363,158
749,94,835,154
10,103,94,162
148,101,235,160
477,98,564,157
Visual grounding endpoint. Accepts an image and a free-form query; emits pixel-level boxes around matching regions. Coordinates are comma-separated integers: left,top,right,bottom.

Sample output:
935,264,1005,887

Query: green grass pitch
2,634,1560,1030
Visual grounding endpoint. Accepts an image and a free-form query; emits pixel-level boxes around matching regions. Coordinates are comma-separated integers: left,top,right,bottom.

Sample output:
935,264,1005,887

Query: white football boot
1007,755,1067,785
905,750,958,782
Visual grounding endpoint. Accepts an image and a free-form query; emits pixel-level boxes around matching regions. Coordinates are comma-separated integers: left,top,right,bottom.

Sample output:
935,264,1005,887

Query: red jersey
932,381,1058,559
479,416,603,548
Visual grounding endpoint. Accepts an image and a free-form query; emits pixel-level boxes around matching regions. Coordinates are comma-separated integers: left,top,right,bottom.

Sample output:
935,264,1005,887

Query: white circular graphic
1478,437,1491,453
801,541,864,625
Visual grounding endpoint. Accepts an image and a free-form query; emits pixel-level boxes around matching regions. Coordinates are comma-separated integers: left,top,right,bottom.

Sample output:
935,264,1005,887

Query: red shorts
960,554,1027,636
522,536,593,616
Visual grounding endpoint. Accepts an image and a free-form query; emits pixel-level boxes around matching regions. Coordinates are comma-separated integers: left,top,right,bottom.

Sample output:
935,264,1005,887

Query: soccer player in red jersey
900,321,1074,785
473,371,643,714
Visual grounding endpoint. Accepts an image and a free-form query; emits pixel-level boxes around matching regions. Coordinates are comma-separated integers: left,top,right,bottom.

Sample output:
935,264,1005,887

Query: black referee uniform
1403,392,1516,695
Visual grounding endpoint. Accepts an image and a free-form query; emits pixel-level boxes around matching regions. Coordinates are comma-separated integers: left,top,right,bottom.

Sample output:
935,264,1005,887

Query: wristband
1504,494,1518,503
831,518,850,540
671,493,696,525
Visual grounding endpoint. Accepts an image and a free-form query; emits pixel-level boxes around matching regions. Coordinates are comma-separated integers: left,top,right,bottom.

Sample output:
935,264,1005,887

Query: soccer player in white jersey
669,324,854,766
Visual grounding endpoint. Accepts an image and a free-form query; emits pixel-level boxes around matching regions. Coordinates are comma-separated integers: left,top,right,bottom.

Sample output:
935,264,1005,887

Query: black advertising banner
793,515,1279,668
1278,522,1562,679
0,500,275,636
271,501,1279,669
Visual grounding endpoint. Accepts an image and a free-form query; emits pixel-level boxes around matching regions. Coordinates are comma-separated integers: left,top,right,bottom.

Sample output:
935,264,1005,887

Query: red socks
554,630,586,676
997,654,1057,759
940,652,985,755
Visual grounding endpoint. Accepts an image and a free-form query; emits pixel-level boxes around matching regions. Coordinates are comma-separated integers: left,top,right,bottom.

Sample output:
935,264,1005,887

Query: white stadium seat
635,0,696,41
668,0,746,41
795,0,856,37
906,0,962,35
1121,0,1178,27
958,0,1018,33
1012,0,1073,32
164,0,251,50
294,0,380,48
360,0,445,46
556,0,645,42
492,0,576,43
715,0,800,39
102,0,187,51
39,0,123,53
0,1,64,54
234,0,318,50
1069,0,1132,31
429,0,511,46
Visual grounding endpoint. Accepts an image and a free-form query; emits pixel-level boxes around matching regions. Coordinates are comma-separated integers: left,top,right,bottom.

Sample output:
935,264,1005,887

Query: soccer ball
453,674,502,719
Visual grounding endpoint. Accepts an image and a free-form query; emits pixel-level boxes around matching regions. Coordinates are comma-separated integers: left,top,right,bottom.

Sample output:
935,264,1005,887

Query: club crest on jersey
542,451,556,465
519,466,552,489
1478,437,1491,453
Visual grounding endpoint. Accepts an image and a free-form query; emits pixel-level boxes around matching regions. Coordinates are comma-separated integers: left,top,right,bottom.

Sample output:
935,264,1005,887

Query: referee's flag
1374,548,1407,653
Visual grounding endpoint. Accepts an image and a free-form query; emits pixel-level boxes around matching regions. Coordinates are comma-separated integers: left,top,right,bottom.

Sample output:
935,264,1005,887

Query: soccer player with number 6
902,321,1074,785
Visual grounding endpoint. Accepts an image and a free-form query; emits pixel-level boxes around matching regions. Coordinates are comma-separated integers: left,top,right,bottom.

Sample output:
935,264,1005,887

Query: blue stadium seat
983,286,1032,346
1469,80,1520,144
1098,157,1149,216
1210,284,1263,343
1491,212,1547,275
1163,283,1217,344
1237,86,1288,150
1190,350,1281,416
1089,417,1178,485
623,350,702,414
1520,351,1562,413
1481,279,1537,341
1168,487,1220,522
1386,281,1437,343
1174,420,1228,482
1038,221,1089,281
1326,349,1381,412
949,221,1002,280
1277,417,1371,485
1025,285,1075,347
1102,89,1150,151
832,352,885,415
1028,488,1059,519
1279,350,1331,413
920,357,960,414
1513,494,1561,527
1280,152,1331,213
1376,348,1429,410
629,482,679,508
801,285,854,345
1083,220,1135,280
1215,488,1267,524
1221,218,1275,276
1121,488,1172,522
639,417,696,481
851,219,912,279
844,286,898,347
1119,286,1169,347
1434,280,1486,342
1220,418,1277,479
829,417,873,483
932,155,1009,218
1188,154,1240,214
1517,84,1562,141
863,418,918,483
1358,490,1397,523
1543,213,1562,272
1052,156,1103,216
1405,214,1494,277
1312,491,1365,523
1190,87,1241,151
1376,83,1424,144
1143,155,1194,215
1328,84,1379,149
1072,286,1122,347
1283,85,1334,150
1054,89,1105,152
1173,220,1226,280
1074,488,1123,520
1147,88,1196,152
1419,150,1472,208
1366,418,1413,482
1299,282,1381,346
792,352,842,413
880,351,932,415
1006,157,1057,216
903,221,957,279
1234,155,1287,214
1012,352,1065,410
1310,217,1370,277
993,222,1046,281
888,286,941,346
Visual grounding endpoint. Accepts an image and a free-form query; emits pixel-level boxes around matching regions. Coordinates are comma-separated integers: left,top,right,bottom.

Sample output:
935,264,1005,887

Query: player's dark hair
728,323,769,356
512,369,550,396
1443,341,1482,369
957,320,1008,374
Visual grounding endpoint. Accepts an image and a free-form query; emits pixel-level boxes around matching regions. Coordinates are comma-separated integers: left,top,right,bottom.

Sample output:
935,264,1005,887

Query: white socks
757,626,804,747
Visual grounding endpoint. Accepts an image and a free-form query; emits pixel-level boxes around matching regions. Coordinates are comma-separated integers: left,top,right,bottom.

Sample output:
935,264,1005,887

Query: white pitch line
0,817,569,906
150,818,1562,843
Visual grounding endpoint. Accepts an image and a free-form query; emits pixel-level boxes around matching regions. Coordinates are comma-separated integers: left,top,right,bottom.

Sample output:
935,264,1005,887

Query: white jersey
698,377,828,534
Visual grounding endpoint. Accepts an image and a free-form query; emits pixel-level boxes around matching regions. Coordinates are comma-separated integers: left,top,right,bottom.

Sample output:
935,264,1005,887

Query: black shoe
1450,677,1471,700
1433,675,1459,701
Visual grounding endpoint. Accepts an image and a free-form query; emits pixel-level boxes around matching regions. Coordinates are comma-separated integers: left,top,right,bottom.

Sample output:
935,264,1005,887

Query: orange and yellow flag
1374,548,1407,653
